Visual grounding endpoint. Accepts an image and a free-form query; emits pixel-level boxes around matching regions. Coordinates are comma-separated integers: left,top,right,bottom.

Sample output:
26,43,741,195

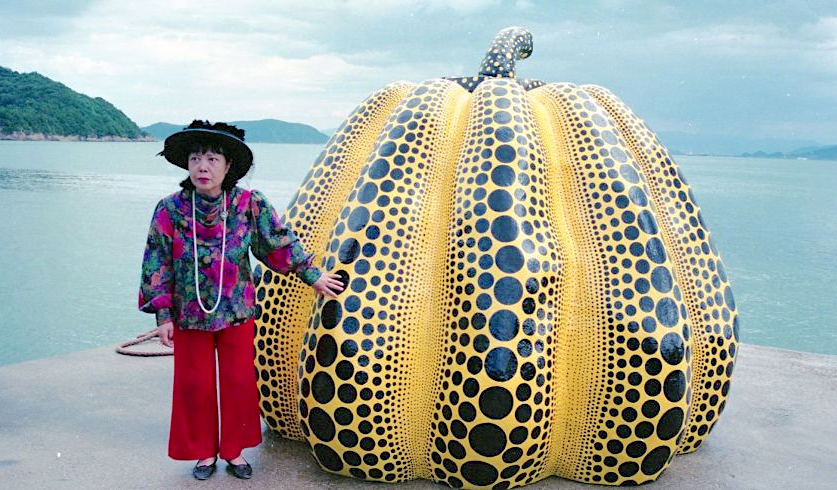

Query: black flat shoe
225,459,252,480
192,457,217,480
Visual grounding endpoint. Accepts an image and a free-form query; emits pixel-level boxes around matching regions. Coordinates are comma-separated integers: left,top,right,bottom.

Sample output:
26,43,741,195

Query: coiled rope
115,329,172,357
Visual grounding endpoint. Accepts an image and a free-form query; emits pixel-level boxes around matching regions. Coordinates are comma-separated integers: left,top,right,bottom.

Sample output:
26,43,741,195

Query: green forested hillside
0,66,145,139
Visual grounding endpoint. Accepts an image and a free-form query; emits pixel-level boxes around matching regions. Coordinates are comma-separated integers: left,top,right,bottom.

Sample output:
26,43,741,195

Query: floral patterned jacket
138,187,321,331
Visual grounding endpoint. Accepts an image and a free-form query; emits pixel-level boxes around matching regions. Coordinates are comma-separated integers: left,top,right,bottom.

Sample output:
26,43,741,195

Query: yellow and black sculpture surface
253,27,738,488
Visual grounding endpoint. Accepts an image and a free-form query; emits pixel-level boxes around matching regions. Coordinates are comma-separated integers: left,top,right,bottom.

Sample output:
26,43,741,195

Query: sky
1,0,835,153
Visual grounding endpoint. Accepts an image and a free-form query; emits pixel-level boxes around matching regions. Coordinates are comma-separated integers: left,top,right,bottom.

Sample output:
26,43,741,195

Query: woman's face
188,150,230,197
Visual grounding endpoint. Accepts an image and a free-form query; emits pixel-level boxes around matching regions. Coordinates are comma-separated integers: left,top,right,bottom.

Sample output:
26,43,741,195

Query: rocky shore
0,131,155,142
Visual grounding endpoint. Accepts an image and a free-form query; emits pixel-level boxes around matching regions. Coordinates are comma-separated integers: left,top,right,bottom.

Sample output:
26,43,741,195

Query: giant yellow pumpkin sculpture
253,27,738,488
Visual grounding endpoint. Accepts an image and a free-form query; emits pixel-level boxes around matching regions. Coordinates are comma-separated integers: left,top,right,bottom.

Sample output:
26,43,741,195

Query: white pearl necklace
192,190,227,314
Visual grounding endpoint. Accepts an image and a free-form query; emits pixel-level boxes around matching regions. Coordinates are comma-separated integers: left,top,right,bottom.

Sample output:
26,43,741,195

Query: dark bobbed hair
178,140,252,192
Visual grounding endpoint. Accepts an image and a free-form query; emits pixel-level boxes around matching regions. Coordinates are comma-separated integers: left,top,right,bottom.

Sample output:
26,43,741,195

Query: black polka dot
338,383,357,403
334,407,353,425
313,443,343,471
640,446,671,476
637,210,658,234
309,408,335,441
663,370,686,402
641,337,658,355
312,372,335,404
468,423,506,457
651,267,673,293
724,285,736,310
509,426,528,444
485,347,517,381
496,246,523,273
619,461,639,478
461,461,499,486
657,407,684,440
494,277,522,305
347,207,369,232
316,334,337,367
358,182,378,204
645,237,666,264
496,144,515,163
379,141,396,157
489,310,519,341
478,387,513,419
635,421,654,438
491,165,515,186
660,332,685,364
620,163,639,183
369,159,389,179
502,447,522,463
459,402,476,422
342,450,361,466
339,238,360,264
656,298,679,327
491,216,519,242
321,300,342,329
626,441,647,458
488,190,513,212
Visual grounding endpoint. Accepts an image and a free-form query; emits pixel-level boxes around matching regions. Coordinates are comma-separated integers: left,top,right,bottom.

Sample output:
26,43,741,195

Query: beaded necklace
192,190,227,314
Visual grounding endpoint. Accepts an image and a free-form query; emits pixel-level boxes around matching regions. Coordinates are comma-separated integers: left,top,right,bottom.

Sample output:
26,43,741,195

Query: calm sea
0,142,835,365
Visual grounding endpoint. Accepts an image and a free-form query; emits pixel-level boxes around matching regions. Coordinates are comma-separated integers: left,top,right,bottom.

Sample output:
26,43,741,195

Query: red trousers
169,318,262,460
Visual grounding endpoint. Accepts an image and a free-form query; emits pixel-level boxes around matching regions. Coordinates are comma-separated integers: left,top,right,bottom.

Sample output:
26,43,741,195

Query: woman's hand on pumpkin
157,321,174,348
312,273,344,298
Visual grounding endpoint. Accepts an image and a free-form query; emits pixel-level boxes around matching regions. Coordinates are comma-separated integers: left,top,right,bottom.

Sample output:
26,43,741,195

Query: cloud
317,0,502,15
1,1,836,142
0,0,99,38
806,17,837,73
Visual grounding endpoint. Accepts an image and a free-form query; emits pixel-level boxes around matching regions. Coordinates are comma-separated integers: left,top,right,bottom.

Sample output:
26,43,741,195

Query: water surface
0,142,834,365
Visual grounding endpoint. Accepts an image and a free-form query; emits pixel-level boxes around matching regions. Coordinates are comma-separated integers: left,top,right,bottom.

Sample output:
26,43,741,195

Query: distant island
2,65,832,155
0,66,330,144
667,146,837,160
0,66,148,141
659,131,836,161
738,146,837,161
143,120,328,144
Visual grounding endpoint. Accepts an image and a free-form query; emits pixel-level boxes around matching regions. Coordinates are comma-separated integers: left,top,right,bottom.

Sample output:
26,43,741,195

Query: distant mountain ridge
143,119,328,144
0,66,147,140
740,145,837,161
658,130,836,161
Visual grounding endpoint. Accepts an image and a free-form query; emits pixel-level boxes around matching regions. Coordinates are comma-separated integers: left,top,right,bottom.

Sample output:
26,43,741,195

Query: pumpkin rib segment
296,79,473,483
254,81,415,440
583,85,738,454
426,78,564,489
409,80,472,480
529,86,599,482
533,83,691,485
532,83,619,483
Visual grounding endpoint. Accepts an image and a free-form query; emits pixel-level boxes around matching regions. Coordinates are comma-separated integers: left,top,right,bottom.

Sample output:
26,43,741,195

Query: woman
139,120,343,480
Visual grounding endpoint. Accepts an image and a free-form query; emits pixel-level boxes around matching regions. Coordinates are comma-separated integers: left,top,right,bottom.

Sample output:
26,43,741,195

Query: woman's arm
249,190,343,297
139,201,176,332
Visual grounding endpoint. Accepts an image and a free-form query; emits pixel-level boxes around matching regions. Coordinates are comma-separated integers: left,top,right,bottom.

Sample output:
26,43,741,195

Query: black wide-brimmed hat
159,120,254,181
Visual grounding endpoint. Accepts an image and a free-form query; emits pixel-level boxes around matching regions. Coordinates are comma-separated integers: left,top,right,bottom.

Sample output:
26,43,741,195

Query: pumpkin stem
478,27,533,79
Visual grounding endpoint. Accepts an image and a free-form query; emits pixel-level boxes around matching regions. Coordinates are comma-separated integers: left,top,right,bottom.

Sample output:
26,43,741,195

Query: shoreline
2,138,836,161
0,132,155,142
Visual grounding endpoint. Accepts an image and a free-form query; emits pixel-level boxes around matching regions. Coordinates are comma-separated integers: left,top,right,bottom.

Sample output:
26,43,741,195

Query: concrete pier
0,343,834,489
